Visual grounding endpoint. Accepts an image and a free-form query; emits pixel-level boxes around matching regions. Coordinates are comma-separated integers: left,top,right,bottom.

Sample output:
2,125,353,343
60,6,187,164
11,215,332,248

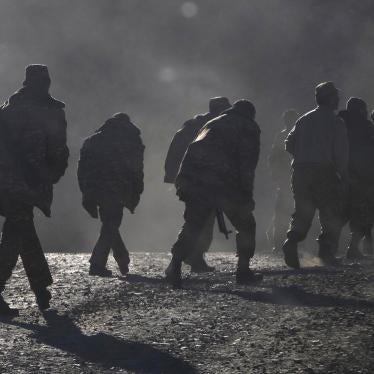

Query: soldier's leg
0,218,22,293
223,201,261,284
89,202,116,276
20,219,53,290
346,216,365,260
109,204,130,275
273,187,291,252
0,218,22,315
345,186,366,260
318,203,343,265
224,202,256,268
184,212,215,273
363,225,373,255
19,212,53,310
166,201,213,287
282,170,315,269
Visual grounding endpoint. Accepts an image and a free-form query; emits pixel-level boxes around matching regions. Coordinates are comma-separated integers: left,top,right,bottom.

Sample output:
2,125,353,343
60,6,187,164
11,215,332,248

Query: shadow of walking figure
228,286,374,309
9,310,196,374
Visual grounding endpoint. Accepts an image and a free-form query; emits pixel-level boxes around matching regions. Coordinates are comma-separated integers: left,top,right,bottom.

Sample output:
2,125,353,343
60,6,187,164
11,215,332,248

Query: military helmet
209,97,231,116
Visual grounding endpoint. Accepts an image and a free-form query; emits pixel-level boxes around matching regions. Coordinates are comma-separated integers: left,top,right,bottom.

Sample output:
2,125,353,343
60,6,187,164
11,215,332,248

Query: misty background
0,0,373,253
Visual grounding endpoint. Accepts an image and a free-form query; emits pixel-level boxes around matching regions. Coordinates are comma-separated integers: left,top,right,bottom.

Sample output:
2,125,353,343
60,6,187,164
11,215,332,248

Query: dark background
0,0,373,252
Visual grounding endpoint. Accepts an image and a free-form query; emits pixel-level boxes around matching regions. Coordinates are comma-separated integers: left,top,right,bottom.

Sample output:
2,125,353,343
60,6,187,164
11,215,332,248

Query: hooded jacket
78,115,144,213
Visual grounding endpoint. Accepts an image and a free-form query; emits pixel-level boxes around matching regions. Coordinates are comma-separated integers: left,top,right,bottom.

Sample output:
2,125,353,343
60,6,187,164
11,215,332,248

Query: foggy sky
0,0,373,252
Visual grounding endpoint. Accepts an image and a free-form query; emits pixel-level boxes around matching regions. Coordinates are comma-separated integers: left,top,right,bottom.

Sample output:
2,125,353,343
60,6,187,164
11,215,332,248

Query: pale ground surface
0,252,373,374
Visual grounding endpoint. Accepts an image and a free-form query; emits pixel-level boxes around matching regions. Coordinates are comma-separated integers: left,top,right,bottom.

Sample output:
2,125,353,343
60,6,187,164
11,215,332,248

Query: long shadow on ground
7,310,196,374
123,271,374,310
226,286,374,310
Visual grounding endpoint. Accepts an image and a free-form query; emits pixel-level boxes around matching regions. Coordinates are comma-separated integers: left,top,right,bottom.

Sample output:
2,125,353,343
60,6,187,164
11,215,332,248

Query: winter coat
176,108,260,207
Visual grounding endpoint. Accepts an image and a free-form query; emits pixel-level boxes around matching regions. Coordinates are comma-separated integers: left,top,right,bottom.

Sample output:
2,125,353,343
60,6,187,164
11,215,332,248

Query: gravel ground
0,252,373,374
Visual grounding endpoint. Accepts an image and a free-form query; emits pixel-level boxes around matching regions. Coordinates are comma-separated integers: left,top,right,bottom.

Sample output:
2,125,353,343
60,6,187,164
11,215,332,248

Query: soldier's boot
346,233,365,260
34,288,52,311
165,257,182,289
236,268,263,285
117,262,129,276
89,264,113,277
319,252,341,266
236,253,263,285
188,256,215,273
113,232,130,276
0,294,19,318
363,235,373,255
282,239,300,269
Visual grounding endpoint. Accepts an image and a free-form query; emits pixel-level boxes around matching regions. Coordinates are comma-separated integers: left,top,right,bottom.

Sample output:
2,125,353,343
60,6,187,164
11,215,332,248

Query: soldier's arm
333,118,349,180
164,124,193,183
46,109,69,184
285,125,297,156
133,134,145,195
77,141,90,194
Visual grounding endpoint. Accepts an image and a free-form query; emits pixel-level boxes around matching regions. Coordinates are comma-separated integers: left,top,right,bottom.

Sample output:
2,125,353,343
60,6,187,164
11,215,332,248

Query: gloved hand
82,198,98,218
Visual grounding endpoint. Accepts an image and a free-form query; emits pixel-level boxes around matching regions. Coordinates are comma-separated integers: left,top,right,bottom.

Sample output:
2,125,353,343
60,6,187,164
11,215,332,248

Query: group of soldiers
0,65,373,317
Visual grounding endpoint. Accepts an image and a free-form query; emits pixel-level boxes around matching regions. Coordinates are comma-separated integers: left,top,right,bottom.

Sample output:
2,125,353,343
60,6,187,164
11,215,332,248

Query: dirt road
0,252,373,373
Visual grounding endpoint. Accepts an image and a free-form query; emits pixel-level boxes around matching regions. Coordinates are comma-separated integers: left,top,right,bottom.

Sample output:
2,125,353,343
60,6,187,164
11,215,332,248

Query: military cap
209,97,231,115
23,64,50,86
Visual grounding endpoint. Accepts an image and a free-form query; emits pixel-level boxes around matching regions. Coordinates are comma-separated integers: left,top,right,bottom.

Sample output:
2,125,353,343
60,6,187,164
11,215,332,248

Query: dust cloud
0,0,373,252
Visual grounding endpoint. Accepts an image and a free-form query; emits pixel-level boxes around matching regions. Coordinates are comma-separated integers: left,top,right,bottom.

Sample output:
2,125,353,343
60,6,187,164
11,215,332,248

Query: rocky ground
0,252,373,374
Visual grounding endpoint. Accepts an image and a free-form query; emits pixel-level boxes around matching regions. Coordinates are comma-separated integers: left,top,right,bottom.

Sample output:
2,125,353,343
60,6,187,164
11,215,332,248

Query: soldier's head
23,64,51,94
371,109,374,123
98,112,131,133
231,99,256,120
283,109,299,130
315,81,339,110
109,112,131,126
209,97,231,117
346,97,368,119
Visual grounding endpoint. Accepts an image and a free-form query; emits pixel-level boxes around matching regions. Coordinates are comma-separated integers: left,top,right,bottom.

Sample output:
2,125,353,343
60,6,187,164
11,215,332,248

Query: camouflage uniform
268,110,299,251
166,100,261,286
283,82,349,268
164,97,230,271
339,98,374,258
0,65,69,310
78,113,144,275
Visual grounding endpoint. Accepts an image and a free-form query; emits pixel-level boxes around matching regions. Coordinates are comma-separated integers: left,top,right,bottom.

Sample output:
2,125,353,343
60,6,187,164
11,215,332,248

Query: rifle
216,209,232,239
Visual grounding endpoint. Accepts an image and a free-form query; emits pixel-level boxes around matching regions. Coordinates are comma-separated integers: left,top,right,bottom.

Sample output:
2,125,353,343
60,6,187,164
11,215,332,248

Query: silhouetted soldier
339,98,374,259
78,113,144,277
283,82,349,268
268,109,299,251
164,97,231,273
165,100,262,287
363,109,374,255
0,65,69,316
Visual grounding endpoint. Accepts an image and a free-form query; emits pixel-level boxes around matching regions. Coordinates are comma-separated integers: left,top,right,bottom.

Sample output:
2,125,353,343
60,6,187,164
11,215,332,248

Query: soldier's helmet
111,112,130,123
23,64,51,88
231,99,256,119
347,97,367,119
371,110,374,122
315,81,339,109
209,97,231,116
